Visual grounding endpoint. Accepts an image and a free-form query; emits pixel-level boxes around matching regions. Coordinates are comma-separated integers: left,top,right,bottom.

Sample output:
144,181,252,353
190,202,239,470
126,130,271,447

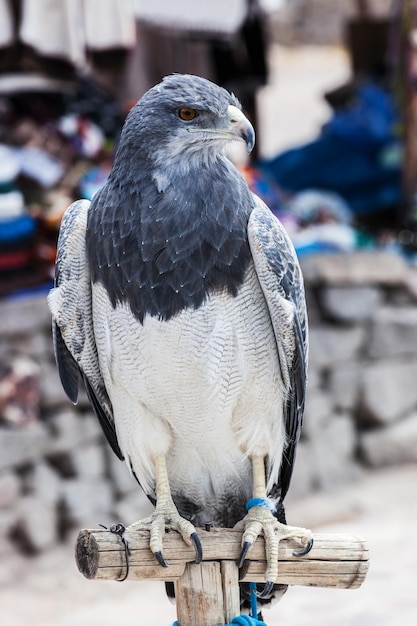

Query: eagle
48,74,312,605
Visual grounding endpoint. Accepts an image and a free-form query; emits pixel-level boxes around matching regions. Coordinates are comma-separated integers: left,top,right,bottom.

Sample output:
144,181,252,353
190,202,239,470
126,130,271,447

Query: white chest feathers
91,263,287,499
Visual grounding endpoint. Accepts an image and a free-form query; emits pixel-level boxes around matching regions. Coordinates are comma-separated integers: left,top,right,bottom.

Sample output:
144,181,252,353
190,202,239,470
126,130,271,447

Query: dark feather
275,312,307,501
52,320,79,404
81,374,124,461
87,158,255,323
52,304,123,461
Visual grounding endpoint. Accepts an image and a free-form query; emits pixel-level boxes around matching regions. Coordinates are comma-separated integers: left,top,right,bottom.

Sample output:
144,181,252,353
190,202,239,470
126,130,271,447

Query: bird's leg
235,455,313,597
127,454,202,566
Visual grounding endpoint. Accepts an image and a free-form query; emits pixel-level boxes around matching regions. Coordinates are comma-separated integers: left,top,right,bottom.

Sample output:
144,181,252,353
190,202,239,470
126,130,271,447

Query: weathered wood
220,560,240,622
173,560,241,626
75,527,369,590
175,561,225,626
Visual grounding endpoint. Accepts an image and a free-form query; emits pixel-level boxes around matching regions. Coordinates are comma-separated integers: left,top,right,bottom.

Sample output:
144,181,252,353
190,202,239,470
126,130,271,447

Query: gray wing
48,199,123,460
248,196,308,502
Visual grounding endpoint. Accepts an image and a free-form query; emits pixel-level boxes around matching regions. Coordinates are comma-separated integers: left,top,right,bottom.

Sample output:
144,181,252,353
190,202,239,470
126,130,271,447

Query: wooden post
174,561,240,626
76,528,369,625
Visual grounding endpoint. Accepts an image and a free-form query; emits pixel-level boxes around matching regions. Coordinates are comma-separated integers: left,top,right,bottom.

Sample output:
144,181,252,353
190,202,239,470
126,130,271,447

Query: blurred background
1,1,417,625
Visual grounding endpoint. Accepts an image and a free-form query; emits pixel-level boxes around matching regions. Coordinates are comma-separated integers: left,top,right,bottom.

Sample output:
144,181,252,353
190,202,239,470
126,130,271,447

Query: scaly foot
127,502,202,567
127,454,202,567
235,501,313,598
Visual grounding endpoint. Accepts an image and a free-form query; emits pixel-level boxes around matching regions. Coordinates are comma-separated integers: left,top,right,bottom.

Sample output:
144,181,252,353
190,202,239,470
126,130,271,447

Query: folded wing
48,199,123,460
248,197,308,501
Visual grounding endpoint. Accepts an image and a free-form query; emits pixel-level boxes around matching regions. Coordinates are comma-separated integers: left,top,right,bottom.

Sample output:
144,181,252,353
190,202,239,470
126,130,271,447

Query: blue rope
229,616,267,625
173,583,267,626
173,616,266,626
173,621,265,626
245,498,275,513
249,582,261,622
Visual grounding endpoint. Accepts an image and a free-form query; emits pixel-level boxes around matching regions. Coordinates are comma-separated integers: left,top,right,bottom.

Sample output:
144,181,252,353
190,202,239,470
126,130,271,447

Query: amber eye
178,107,197,121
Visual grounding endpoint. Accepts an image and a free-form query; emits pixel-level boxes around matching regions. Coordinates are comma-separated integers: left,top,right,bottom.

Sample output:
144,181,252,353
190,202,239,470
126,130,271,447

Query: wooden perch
76,527,369,589
76,528,369,626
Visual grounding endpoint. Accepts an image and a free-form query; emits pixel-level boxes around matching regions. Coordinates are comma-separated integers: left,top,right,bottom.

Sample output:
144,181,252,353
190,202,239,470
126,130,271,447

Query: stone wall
292,252,417,498
1,251,417,560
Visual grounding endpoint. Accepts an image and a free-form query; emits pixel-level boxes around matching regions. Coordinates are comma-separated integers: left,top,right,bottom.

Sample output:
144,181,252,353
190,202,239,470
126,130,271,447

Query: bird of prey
48,74,312,604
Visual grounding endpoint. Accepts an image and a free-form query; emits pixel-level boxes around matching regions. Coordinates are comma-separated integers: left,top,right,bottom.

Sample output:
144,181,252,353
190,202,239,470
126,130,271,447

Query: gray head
117,74,255,182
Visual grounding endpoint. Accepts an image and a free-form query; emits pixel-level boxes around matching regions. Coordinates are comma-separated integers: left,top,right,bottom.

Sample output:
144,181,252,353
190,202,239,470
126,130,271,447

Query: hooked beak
186,104,255,154
227,105,255,154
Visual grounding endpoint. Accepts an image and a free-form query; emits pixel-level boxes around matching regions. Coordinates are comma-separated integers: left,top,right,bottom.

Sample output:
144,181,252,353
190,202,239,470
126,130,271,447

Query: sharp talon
154,550,169,568
255,580,274,599
237,541,251,568
191,532,202,564
293,537,314,557
239,558,250,580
